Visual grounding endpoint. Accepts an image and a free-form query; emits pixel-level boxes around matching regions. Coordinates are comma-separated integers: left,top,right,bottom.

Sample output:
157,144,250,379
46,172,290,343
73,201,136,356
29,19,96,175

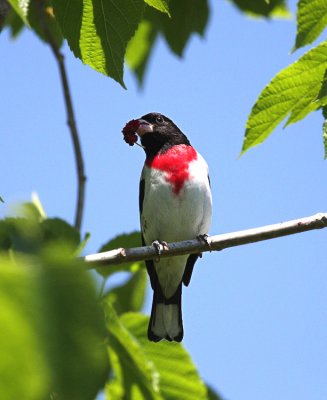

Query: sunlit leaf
293,0,327,51
316,68,327,104
145,0,170,15
31,192,47,219
53,0,145,87
121,313,208,400
242,41,327,154
7,0,29,25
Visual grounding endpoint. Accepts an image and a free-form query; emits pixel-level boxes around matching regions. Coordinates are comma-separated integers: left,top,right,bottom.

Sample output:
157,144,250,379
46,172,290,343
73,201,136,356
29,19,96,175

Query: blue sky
2,0,327,399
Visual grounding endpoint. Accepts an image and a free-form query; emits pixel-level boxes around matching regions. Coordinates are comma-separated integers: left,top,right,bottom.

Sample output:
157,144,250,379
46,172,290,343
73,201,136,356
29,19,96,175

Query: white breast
141,151,212,245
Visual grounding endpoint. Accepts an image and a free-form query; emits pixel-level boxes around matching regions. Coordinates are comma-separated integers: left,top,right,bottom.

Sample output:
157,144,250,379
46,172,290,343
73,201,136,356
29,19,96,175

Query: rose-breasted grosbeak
124,112,212,342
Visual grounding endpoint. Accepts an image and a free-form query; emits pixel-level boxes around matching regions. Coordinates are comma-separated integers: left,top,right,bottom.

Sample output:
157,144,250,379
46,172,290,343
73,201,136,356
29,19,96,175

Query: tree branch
85,213,327,268
56,50,86,232
38,4,86,232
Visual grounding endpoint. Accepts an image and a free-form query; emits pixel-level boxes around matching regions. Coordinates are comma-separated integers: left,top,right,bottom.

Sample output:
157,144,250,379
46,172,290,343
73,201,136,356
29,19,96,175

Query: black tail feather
148,282,183,342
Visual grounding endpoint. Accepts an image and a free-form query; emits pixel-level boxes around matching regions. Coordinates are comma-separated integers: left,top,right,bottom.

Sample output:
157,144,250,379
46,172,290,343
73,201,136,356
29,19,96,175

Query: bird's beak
137,119,153,137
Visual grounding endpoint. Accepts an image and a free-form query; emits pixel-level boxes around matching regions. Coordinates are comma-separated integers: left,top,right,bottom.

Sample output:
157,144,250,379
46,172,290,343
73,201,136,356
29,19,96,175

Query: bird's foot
152,240,169,261
197,234,211,252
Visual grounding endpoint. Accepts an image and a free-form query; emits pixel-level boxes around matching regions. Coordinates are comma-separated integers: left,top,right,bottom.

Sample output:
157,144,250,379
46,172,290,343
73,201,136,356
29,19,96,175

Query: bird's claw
197,234,211,251
152,240,169,261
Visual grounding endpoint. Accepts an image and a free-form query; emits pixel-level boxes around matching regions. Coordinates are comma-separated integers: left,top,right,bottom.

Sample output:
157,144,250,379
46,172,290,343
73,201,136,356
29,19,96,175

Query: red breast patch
146,145,197,195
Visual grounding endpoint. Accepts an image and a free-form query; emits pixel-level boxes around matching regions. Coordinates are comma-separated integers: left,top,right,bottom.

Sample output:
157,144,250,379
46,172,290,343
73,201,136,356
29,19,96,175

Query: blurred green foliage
0,203,108,399
0,202,222,398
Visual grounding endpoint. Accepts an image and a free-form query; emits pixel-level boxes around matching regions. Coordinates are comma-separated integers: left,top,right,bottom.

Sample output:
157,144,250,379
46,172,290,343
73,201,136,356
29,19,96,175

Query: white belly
141,153,212,244
141,152,212,298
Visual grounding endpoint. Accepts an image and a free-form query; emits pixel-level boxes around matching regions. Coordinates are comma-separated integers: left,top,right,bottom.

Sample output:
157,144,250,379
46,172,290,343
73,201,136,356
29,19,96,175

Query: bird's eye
156,116,164,124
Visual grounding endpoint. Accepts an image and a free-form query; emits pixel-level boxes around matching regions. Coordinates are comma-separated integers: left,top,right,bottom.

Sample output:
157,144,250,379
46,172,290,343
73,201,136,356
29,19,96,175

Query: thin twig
38,3,86,231
84,213,327,268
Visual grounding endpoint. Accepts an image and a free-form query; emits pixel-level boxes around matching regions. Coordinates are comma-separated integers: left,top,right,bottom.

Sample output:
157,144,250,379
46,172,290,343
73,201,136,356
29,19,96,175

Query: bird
123,112,212,342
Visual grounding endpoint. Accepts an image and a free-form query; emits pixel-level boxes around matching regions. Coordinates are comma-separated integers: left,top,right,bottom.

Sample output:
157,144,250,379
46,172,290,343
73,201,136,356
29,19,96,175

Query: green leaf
121,312,208,400
20,203,43,221
0,215,80,253
160,0,209,57
0,196,4,203
230,0,290,18
126,19,158,86
105,270,147,314
105,303,161,399
53,0,145,87
97,231,143,278
0,217,43,253
18,198,46,222
0,256,51,400
145,0,170,15
3,7,25,38
322,106,327,159
37,250,109,399
31,192,47,218
206,384,224,400
41,218,81,249
7,0,63,47
0,256,49,399
127,0,209,85
52,0,83,58
316,68,327,104
75,231,91,256
7,0,29,25
242,41,327,155
27,1,63,48
0,252,108,399
293,0,327,51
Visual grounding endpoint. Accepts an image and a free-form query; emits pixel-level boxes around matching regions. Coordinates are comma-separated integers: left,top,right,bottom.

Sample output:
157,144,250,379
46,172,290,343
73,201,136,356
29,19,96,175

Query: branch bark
38,3,86,232
85,213,327,268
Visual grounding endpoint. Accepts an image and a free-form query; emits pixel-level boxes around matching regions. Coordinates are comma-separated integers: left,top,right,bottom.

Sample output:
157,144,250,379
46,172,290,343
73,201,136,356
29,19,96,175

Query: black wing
139,177,156,289
183,173,210,286
182,254,199,286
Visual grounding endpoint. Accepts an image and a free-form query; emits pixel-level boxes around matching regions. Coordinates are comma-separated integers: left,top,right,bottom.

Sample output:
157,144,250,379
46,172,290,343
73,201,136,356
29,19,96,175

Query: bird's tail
148,283,183,342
